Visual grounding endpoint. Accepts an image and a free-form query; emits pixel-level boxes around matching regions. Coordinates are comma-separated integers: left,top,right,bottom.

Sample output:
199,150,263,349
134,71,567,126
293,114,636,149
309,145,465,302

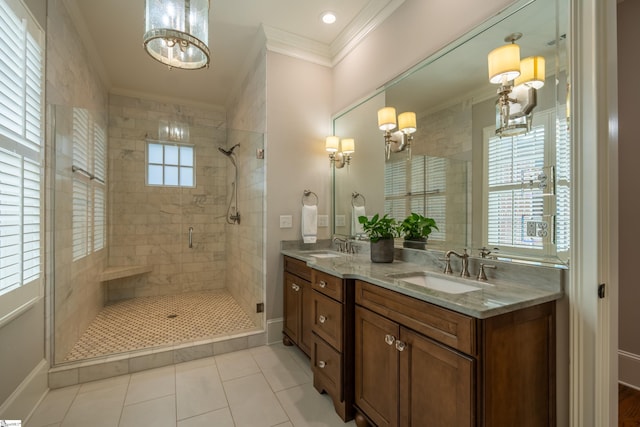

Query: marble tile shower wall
107,94,228,301
47,0,110,364
225,49,267,328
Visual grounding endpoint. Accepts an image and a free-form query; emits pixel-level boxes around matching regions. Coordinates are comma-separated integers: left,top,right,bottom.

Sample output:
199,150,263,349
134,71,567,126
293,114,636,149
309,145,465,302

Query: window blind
0,0,43,300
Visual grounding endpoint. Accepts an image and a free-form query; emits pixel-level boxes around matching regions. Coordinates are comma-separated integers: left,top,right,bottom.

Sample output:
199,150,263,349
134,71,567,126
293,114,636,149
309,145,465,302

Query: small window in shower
146,142,195,187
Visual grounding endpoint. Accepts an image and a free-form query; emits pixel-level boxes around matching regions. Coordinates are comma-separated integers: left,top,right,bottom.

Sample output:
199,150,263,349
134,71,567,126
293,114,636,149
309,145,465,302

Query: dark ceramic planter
402,237,427,250
370,238,394,263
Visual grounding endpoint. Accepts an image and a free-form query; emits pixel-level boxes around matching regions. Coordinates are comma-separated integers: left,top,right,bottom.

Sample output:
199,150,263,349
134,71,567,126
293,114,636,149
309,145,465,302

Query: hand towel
352,205,366,236
302,205,317,243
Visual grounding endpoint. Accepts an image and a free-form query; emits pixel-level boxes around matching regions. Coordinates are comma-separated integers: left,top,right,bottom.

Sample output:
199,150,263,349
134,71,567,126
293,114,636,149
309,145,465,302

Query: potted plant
358,214,399,263
399,213,438,250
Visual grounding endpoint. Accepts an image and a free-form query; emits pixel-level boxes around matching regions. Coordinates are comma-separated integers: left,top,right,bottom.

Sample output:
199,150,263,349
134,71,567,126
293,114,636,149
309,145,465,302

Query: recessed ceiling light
321,12,337,24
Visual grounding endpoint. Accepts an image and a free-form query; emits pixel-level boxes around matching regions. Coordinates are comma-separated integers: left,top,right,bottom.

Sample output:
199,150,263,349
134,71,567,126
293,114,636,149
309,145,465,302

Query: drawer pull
318,280,327,288
319,315,327,324
385,334,396,346
291,283,300,292
395,340,407,352
318,360,326,369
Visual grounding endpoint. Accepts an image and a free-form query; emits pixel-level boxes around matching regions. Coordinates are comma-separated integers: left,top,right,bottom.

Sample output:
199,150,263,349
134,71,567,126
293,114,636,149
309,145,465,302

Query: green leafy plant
399,213,438,240
358,214,399,243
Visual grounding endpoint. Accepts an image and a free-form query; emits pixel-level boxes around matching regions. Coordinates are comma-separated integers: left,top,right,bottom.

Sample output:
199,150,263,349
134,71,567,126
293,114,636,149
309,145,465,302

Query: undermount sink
302,250,345,259
387,271,481,294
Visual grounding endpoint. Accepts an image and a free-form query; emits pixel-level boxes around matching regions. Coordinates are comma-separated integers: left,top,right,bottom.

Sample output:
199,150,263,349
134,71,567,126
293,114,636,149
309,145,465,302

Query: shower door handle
189,227,193,248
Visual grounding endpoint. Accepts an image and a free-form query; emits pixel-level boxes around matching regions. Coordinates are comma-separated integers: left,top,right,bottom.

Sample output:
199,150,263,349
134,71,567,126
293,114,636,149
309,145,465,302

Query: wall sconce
377,107,417,159
488,33,545,137
326,136,355,169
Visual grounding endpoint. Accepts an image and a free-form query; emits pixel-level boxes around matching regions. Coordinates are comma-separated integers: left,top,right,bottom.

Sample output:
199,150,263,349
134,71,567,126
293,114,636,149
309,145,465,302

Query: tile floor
28,343,355,427
65,290,256,361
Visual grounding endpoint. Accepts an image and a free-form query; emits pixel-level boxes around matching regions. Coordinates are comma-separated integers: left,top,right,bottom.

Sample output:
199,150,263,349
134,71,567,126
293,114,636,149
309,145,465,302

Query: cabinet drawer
312,291,343,351
312,269,343,302
312,336,343,399
355,280,476,355
284,256,312,281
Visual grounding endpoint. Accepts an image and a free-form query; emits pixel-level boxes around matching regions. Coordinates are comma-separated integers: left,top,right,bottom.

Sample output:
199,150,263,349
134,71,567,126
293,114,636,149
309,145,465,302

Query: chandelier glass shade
143,0,210,70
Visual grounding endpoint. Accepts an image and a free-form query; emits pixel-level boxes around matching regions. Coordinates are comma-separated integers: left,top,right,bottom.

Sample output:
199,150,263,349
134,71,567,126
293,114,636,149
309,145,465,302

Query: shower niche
52,99,266,366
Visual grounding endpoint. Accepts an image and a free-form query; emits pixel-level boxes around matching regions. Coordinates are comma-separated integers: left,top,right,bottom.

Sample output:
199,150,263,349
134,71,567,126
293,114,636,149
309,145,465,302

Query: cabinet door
399,327,474,427
355,306,400,427
283,272,302,344
299,279,314,356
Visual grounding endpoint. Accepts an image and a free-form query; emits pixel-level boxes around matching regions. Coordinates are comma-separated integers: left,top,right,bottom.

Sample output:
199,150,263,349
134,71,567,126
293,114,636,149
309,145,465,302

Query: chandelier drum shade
143,0,210,70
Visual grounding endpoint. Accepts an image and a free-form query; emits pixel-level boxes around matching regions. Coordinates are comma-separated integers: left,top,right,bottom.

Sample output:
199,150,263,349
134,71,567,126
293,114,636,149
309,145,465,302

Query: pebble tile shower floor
64,290,257,361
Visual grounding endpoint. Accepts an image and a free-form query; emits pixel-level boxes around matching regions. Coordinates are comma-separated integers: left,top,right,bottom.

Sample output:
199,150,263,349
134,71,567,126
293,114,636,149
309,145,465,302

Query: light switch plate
335,215,346,227
279,215,293,228
318,215,329,227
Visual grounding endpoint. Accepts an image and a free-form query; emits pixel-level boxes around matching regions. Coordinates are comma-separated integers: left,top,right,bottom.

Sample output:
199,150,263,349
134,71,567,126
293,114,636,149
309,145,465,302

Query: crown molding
262,0,405,68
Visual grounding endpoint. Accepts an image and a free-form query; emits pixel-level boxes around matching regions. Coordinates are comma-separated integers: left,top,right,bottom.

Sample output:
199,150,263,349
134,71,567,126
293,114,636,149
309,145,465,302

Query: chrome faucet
333,236,355,254
444,249,470,277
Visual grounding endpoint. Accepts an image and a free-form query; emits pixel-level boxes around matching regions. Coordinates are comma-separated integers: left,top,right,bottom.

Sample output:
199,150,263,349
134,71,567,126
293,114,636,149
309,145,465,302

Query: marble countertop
281,248,564,319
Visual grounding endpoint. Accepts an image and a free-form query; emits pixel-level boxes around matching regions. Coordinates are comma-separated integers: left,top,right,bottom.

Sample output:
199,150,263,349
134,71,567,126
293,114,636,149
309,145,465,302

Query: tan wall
106,94,228,301
48,0,109,364
617,0,640,387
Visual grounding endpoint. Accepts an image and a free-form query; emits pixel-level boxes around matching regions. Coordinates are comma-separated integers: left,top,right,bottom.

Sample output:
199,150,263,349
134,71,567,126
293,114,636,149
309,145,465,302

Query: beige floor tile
61,380,128,427
215,349,260,381
119,395,176,427
175,360,227,420
224,373,289,427
27,386,79,427
124,365,175,406
276,382,356,427
177,407,234,427
251,345,312,392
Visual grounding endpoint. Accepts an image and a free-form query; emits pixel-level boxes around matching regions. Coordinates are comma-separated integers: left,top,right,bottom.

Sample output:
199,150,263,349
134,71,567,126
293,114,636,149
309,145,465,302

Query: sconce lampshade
143,0,210,70
398,112,417,134
341,138,355,154
488,43,521,84
325,136,340,152
378,107,397,131
514,56,545,89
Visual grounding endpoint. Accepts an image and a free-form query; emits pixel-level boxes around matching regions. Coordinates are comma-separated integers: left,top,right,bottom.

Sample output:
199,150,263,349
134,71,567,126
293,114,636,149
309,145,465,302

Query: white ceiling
71,0,396,107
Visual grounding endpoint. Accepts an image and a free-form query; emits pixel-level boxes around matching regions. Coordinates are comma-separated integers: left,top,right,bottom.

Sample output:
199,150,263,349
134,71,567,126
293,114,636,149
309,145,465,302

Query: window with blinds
72,107,106,260
483,108,571,258
0,0,44,308
384,155,447,241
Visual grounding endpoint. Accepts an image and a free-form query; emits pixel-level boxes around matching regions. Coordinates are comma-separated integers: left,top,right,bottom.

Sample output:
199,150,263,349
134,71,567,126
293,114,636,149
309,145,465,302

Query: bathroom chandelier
488,33,545,137
143,0,210,70
377,107,417,160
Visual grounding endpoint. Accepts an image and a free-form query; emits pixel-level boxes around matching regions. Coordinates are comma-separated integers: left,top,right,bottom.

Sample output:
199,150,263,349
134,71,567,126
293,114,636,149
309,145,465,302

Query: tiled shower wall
225,48,267,328
48,0,109,364
106,94,229,300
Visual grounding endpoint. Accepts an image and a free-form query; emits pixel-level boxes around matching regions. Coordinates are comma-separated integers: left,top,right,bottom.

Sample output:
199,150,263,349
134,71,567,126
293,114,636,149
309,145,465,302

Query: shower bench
99,265,152,282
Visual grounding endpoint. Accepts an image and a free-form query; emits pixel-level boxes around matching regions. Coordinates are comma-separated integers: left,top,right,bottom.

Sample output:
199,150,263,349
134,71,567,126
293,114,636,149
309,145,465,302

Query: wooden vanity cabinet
282,256,314,356
354,280,555,427
310,268,355,421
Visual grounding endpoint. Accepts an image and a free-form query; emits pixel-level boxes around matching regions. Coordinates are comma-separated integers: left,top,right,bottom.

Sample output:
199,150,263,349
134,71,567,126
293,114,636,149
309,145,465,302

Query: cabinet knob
319,315,327,324
318,360,326,369
318,280,327,288
395,340,406,352
384,334,396,345
291,283,300,292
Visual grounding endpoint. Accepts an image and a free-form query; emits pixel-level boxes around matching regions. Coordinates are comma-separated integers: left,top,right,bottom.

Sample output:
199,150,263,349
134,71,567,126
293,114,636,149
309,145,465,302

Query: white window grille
146,142,195,187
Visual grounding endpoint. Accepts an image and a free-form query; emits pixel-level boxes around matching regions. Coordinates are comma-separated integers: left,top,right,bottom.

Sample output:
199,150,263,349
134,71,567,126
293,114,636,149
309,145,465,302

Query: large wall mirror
332,0,570,265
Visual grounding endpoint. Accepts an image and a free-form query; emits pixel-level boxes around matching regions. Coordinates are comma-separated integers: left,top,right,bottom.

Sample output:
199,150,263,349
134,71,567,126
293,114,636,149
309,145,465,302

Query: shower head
218,144,240,157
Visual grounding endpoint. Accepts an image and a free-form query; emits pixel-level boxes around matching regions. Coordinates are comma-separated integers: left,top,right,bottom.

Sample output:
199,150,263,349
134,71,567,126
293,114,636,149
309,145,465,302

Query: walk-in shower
219,143,241,224
51,101,265,368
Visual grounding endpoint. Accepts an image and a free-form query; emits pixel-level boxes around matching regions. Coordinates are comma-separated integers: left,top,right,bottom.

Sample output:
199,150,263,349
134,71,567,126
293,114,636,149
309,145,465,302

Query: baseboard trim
619,350,640,389
0,358,49,422
267,318,284,345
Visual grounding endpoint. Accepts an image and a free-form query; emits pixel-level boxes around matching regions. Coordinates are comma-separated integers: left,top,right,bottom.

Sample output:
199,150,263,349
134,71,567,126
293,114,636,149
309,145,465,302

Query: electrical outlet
526,221,537,237
279,215,292,228
318,215,329,227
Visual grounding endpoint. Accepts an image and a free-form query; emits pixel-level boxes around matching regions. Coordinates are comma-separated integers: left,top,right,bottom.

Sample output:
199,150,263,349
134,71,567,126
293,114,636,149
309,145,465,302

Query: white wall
265,52,333,323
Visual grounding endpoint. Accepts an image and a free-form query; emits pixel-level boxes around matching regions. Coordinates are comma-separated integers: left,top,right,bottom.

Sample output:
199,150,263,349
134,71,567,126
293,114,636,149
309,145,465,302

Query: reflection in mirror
332,0,569,265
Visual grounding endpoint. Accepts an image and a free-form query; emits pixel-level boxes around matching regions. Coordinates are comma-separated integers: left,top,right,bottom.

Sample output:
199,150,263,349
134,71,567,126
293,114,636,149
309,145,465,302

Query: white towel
352,205,366,236
302,205,317,243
